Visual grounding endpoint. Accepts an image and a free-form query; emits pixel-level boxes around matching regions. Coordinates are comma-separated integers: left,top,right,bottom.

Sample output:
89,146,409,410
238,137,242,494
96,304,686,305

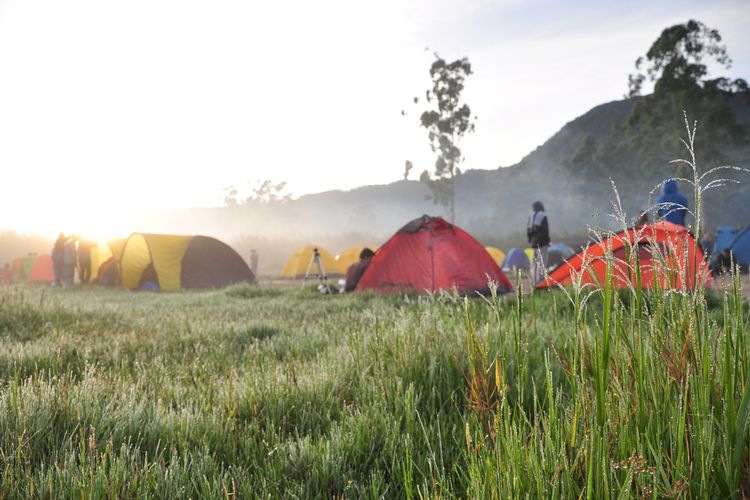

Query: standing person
656,178,688,226
63,236,77,287
527,200,550,284
250,249,259,278
345,248,375,292
52,233,66,287
77,239,93,284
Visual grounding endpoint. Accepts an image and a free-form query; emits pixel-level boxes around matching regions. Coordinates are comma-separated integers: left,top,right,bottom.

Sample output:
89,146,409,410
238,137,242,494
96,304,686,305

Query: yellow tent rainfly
334,246,365,275
281,245,339,278
120,233,255,291
484,247,506,268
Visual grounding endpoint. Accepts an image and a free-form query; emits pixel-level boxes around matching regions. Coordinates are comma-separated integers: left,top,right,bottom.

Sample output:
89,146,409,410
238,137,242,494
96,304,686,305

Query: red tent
536,222,711,290
28,255,54,283
356,215,512,294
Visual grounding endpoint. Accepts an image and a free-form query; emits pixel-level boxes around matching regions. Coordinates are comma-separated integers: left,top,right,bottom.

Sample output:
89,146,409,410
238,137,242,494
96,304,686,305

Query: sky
0,0,748,239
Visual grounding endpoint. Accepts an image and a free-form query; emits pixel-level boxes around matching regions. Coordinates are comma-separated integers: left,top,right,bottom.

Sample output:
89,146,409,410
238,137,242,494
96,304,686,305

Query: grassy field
0,275,748,498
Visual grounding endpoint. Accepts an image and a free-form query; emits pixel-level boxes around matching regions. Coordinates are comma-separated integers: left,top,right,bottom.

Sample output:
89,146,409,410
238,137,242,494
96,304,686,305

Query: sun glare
7,202,138,244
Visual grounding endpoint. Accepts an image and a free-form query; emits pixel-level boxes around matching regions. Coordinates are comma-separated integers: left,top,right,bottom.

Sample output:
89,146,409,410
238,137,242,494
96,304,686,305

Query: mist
6,92,747,278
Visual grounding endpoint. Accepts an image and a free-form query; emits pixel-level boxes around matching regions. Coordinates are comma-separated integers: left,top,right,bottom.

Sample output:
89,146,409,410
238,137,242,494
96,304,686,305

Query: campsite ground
0,280,748,497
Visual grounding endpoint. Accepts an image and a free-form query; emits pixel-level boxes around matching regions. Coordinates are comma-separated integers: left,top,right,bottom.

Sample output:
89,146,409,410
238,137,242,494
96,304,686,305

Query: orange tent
536,222,710,290
28,255,54,283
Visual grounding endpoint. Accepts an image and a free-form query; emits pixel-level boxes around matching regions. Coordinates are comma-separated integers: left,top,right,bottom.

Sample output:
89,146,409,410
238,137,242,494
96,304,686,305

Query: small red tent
28,255,54,283
356,215,512,294
536,222,711,290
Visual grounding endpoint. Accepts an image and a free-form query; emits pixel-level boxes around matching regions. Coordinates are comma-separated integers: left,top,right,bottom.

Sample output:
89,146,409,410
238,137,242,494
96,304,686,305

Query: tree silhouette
417,54,475,222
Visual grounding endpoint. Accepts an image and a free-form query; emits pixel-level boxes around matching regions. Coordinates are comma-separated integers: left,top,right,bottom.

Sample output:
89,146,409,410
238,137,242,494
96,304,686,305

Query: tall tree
570,19,748,178
565,19,750,226
619,19,749,178
627,19,745,97
417,54,475,222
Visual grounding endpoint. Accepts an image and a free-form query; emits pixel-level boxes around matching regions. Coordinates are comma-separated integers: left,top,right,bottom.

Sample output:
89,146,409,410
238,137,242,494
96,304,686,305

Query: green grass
0,277,748,498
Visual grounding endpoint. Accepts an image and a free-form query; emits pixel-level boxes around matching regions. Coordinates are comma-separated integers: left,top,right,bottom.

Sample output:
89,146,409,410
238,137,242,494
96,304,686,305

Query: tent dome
714,226,750,266
335,246,366,275
537,222,710,290
502,248,531,271
335,245,379,275
120,233,255,291
356,215,512,294
547,243,576,269
281,245,339,278
485,247,506,268
28,255,53,283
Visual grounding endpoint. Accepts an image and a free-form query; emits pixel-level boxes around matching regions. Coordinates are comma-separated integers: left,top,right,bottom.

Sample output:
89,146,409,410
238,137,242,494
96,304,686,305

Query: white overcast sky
0,0,748,237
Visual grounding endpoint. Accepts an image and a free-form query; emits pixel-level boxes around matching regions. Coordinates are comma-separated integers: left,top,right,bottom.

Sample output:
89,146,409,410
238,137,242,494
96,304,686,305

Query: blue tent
502,247,530,271
714,227,738,254
547,243,576,269
714,226,750,265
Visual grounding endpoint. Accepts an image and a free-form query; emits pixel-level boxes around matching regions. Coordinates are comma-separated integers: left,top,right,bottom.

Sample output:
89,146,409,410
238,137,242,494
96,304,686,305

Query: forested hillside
143,92,749,246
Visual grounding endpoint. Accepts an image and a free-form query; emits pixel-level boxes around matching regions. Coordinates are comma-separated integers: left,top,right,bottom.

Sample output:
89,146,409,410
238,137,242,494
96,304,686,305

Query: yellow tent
120,233,255,291
334,246,380,274
121,234,192,291
524,247,535,265
485,247,506,268
108,238,128,263
87,238,128,285
89,243,113,279
334,246,366,274
281,245,339,278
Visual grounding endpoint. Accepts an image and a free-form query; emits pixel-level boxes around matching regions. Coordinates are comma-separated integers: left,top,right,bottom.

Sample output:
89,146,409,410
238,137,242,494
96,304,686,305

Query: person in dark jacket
527,201,550,283
345,248,375,292
656,178,688,226
77,239,95,284
62,236,77,288
51,233,66,287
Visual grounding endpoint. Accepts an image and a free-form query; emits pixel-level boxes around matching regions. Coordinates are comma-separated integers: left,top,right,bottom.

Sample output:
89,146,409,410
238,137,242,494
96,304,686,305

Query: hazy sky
1,0,748,238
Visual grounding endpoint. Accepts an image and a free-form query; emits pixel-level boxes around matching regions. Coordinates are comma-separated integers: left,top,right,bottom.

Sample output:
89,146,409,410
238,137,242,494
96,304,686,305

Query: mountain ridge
142,95,749,242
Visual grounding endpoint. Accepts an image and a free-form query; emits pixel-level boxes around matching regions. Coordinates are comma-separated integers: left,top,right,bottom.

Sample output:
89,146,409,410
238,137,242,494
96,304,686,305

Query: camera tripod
302,247,331,294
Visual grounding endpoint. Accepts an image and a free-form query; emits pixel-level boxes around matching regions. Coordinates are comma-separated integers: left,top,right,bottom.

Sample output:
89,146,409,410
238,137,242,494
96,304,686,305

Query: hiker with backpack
657,178,688,226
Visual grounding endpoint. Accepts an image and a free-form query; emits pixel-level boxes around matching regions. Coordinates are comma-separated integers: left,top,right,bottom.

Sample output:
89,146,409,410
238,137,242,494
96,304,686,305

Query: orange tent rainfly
356,215,513,294
536,222,710,290
28,255,54,283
